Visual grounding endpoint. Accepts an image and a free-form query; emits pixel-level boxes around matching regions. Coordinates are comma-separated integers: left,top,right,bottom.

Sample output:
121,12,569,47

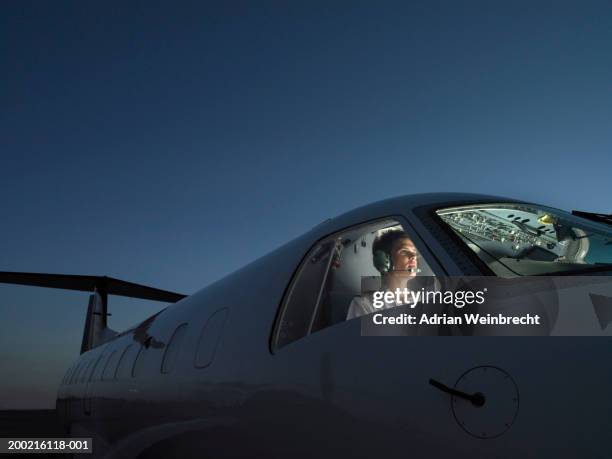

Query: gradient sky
1,1,611,409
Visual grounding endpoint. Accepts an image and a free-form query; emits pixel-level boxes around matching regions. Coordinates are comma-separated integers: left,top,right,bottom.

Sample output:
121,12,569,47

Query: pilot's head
372,229,418,274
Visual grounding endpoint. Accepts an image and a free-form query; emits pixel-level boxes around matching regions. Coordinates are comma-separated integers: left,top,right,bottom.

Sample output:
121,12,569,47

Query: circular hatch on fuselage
452,366,519,439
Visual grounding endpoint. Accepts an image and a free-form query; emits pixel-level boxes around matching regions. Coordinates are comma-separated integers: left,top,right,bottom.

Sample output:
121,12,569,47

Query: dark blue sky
1,1,611,408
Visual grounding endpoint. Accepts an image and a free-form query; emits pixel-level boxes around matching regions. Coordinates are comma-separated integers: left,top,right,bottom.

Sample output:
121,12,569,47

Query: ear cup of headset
373,249,392,274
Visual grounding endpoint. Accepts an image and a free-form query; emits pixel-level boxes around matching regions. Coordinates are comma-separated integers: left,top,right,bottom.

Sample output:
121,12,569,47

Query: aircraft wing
0,271,186,303
0,271,187,353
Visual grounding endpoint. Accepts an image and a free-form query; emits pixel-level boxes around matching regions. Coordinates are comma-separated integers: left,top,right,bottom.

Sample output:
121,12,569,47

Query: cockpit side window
274,239,336,349
273,218,437,349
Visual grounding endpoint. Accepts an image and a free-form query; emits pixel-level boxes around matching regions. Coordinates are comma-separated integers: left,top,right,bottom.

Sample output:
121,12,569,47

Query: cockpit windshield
436,203,612,276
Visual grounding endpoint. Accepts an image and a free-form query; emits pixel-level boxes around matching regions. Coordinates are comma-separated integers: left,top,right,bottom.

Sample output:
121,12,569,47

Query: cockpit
437,203,612,276
275,219,436,348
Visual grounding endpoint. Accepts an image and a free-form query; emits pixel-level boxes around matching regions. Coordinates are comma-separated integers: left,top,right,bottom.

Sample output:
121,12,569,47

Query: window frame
101,350,117,381
194,308,229,369
271,215,444,352
114,344,134,380
69,363,81,385
87,352,105,383
63,365,74,385
430,201,612,277
414,203,498,276
161,323,188,375
132,345,145,378
80,360,93,384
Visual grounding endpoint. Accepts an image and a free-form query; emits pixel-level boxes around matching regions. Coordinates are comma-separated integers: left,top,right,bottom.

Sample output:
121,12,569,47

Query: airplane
2,192,612,459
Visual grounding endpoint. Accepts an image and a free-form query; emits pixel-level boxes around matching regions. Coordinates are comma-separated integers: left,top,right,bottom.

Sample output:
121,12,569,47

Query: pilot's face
391,238,418,272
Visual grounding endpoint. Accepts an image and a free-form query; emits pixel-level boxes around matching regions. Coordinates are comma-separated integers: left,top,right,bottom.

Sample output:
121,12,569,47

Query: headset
372,230,419,275
373,249,393,274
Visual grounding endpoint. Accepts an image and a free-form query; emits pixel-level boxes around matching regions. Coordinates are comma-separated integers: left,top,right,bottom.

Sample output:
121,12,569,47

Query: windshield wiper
572,210,612,227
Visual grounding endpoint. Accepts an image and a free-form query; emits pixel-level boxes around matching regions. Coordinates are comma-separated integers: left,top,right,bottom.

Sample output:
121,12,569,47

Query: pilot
346,229,419,319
